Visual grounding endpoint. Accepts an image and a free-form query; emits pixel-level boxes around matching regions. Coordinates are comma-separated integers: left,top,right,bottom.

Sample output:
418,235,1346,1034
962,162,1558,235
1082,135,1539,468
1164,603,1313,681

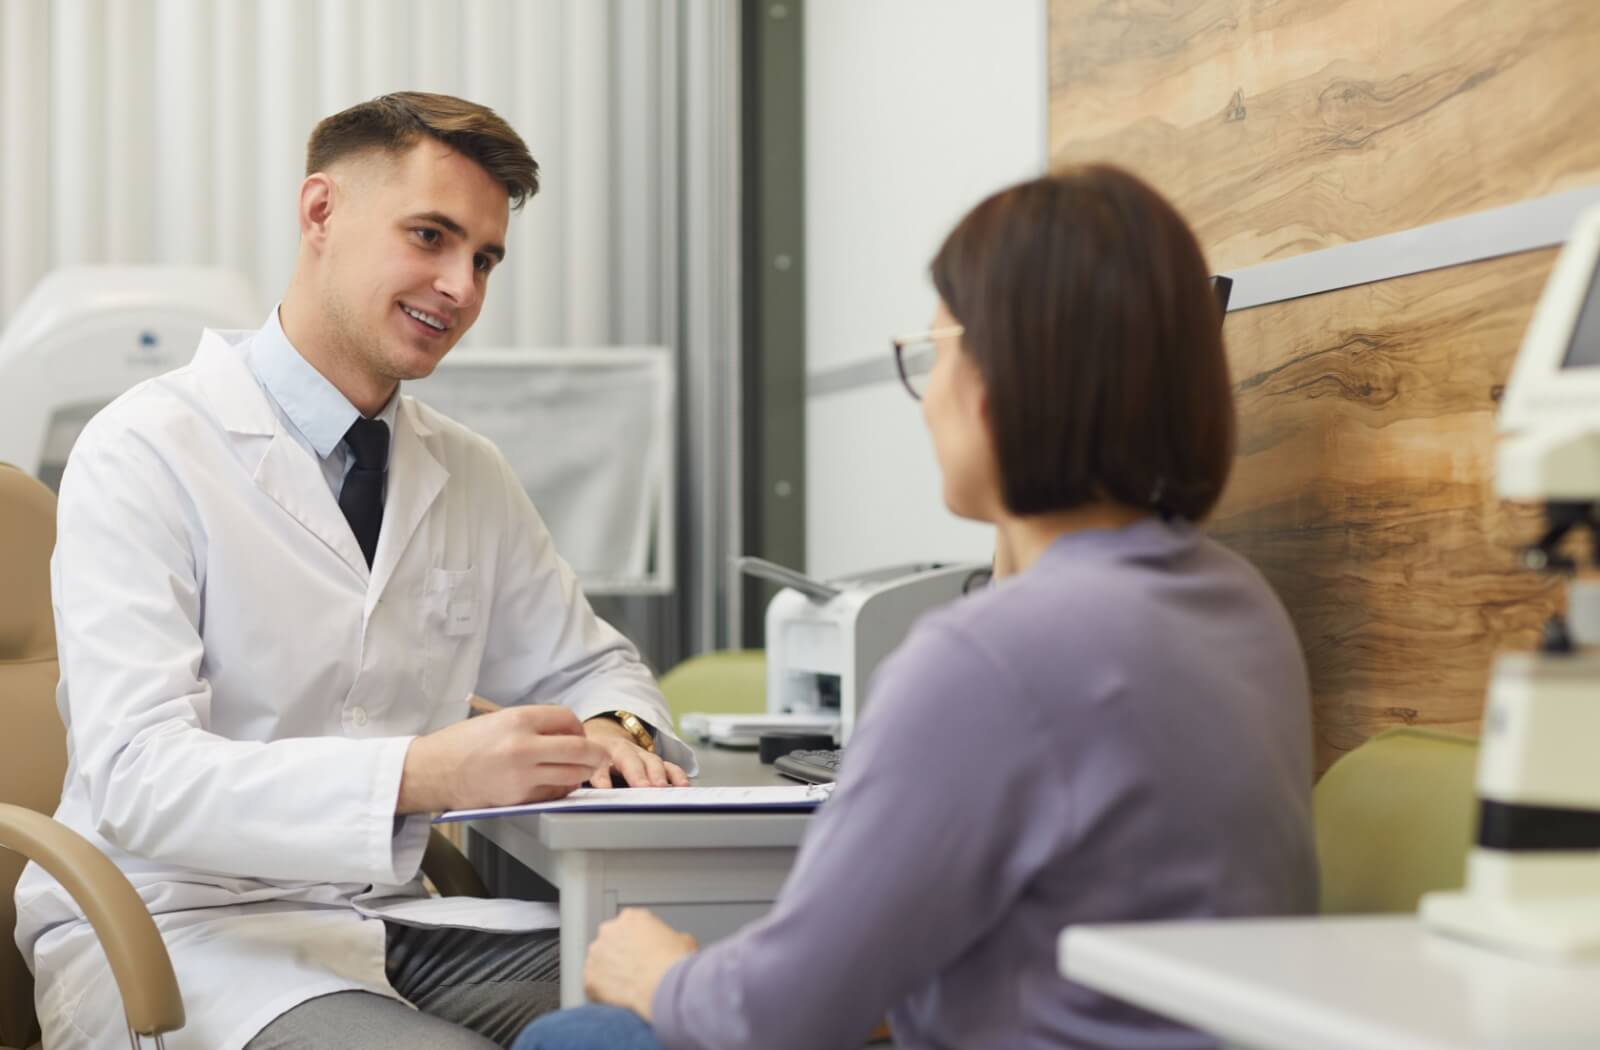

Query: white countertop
1060,914,1600,1050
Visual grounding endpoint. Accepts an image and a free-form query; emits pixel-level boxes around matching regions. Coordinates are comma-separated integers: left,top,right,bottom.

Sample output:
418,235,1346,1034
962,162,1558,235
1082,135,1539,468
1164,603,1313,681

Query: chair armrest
421,827,488,898
0,804,183,1038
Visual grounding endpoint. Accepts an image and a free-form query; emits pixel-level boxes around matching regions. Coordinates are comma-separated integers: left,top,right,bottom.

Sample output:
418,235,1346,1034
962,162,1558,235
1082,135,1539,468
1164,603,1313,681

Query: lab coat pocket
420,567,482,707
424,568,480,638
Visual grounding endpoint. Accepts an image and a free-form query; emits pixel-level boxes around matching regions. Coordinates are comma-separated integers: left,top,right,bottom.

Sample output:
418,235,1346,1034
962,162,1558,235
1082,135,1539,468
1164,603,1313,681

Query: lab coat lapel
367,397,447,610
254,433,371,579
191,329,370,581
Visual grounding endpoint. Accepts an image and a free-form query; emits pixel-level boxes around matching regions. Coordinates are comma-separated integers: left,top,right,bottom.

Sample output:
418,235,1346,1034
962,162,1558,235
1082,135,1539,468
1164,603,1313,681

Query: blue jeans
511,1004,665,1050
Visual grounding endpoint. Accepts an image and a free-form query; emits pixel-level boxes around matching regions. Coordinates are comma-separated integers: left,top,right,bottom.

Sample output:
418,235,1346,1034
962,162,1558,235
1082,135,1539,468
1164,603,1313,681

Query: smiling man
13,92,694,1050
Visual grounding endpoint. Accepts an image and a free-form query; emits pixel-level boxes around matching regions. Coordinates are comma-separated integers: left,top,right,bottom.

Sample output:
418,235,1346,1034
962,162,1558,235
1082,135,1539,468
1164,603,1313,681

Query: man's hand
397,704,612,814
584,717,690,788
584,907,698,1021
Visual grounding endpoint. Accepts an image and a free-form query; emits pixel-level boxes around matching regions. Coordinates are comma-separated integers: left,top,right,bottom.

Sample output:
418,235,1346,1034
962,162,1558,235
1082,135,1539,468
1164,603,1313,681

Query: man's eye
413,228,440,245
474,254,494,274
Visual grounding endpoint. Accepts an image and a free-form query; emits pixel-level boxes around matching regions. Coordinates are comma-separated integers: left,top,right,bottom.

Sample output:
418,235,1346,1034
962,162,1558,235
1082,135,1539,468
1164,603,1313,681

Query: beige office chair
0,464,486,1049
1313,726,1479,915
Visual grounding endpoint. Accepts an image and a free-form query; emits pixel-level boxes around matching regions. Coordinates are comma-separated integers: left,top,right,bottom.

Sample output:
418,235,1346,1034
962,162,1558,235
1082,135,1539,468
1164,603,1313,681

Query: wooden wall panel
1049,0,1600,271
1213,250,1562,767
1049,0,1600,770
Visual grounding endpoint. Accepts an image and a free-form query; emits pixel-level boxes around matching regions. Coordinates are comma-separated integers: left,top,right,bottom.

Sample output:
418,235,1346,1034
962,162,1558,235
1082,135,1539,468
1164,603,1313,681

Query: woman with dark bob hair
516,165,1316,1050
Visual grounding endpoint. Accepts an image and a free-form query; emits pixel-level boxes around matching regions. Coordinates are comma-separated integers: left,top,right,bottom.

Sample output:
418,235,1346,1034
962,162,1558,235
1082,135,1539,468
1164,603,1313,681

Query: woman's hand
584,908,699,1020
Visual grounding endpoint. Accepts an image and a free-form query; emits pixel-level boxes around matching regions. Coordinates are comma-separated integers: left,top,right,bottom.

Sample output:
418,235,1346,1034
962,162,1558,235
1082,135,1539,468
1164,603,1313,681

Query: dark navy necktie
339,417,389,567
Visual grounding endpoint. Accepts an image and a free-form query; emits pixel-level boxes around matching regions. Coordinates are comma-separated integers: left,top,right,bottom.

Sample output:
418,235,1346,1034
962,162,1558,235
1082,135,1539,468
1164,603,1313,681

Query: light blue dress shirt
241,306,399,502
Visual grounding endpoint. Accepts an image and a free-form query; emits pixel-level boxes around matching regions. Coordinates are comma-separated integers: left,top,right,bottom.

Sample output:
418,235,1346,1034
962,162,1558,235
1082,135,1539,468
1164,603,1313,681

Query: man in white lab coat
13,92,695,1050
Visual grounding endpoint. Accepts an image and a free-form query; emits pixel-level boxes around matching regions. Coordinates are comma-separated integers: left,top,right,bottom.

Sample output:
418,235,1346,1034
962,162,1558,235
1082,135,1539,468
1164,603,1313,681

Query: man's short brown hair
305,91,539,209
931,164,1234,522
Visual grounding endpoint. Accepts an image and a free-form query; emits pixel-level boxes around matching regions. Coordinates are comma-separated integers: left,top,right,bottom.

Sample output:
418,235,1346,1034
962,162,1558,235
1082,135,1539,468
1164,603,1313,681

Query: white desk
1060,914,1600,1050
468,746,812,1006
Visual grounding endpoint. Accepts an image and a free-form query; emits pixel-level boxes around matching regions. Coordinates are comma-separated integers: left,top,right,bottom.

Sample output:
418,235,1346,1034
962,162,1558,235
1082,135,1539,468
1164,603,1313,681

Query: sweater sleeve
651,622,1072,1050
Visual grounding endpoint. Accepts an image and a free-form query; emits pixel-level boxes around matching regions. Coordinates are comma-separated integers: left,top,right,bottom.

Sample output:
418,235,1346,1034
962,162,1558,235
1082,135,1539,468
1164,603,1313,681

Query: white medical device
406,347,675,596
0,266,260,488
1421,202,1600,959
747,558,990,744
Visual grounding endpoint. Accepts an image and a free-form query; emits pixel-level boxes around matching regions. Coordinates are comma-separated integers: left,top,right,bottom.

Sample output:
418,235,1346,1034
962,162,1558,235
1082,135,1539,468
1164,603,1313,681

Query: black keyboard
774,748,843,784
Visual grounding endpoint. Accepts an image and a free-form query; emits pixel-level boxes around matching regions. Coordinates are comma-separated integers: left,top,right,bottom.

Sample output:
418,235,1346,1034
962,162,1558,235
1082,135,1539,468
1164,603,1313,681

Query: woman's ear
969,358,995,433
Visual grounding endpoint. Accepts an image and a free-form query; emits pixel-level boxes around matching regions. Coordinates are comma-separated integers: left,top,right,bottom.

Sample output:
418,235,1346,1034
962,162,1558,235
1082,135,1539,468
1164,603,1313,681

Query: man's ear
298,172,336,245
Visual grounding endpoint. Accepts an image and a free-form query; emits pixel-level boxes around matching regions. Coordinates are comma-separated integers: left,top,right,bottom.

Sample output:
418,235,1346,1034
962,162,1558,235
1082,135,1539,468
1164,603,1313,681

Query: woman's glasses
889,325,964,401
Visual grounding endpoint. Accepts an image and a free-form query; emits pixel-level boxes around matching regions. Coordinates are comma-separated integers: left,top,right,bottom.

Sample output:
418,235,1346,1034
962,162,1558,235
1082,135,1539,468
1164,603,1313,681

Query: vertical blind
0,0,672,350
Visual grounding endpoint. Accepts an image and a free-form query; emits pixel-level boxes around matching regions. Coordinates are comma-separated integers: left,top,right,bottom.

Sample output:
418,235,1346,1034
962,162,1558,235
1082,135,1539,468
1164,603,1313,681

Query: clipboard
435,783,834,823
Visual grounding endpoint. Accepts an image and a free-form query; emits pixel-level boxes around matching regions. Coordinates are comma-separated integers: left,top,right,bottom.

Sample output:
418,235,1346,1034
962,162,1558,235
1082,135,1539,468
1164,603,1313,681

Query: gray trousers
244,923,561,1049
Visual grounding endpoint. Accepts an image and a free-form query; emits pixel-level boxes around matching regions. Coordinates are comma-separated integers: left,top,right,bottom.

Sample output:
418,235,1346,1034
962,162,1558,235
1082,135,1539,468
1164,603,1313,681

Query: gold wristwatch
601,709,656,754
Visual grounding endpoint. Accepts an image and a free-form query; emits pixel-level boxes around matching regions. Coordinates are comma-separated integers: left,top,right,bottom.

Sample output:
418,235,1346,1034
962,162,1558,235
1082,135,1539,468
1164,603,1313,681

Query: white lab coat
13,327,694,1050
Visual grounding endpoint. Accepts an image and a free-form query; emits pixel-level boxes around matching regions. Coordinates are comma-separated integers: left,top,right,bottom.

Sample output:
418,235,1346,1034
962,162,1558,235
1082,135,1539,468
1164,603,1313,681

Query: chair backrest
657,649,767,730
1313,726,1479,914
0,463,63,1048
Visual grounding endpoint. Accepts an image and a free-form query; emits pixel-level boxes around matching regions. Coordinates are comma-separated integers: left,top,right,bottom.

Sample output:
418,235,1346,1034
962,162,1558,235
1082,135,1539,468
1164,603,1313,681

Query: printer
756,559,989,744
682,560,988,746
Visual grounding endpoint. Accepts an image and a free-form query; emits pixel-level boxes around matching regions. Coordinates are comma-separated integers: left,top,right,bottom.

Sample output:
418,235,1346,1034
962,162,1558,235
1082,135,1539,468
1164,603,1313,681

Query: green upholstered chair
1313,726,1479,915
657,650,767,731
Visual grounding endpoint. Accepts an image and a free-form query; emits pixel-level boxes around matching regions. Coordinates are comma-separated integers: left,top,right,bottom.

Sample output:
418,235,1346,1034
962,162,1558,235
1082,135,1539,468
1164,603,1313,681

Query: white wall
804,0,1047,579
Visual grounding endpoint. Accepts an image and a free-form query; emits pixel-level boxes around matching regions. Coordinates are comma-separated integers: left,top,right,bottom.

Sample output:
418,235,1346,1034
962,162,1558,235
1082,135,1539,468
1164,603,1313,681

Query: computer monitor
1497,203,1600,435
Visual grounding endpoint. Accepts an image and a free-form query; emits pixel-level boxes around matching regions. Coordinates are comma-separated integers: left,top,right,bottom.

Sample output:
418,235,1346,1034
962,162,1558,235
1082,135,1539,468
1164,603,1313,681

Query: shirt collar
248,306,399,459
1039,515,1197,567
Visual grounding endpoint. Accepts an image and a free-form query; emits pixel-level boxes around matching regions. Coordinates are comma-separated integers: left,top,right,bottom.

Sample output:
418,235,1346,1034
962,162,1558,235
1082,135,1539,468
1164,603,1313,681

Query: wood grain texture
1049,1,1600,770
1049,0,1600,271
1212,250,1563,768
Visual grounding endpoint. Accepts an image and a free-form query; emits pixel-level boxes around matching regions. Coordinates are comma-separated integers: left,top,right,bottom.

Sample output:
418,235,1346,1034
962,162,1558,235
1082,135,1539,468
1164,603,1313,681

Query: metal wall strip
1226,184,1600,311
807,183,1600,398
808,353,899,398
